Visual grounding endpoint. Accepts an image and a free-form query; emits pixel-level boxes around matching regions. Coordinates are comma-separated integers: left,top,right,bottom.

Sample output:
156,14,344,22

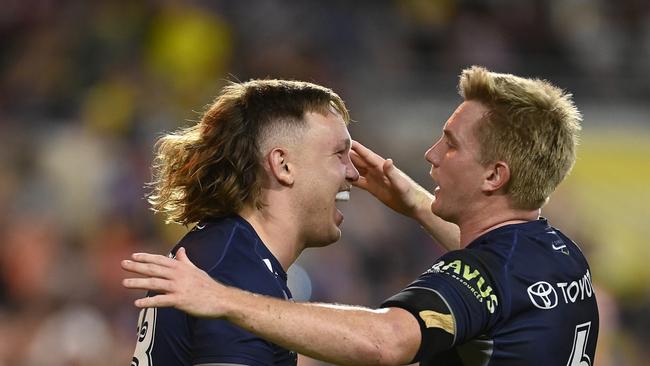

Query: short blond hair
459,66,582,209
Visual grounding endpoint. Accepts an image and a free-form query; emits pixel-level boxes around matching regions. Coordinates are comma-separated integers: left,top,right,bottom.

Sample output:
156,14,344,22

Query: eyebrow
443,129,459,145
338,138,351,150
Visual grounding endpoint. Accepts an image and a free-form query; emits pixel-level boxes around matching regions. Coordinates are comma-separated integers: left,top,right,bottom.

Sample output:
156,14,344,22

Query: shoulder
172,216,258,273
472,220,592,279
418,249,502,315
172,217,289,299
428,248,504,280
385,248,504,347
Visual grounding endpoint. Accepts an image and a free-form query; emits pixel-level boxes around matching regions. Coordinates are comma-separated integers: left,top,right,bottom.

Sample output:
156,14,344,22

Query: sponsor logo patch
527,270,594,310
426,259,499,314
527,281,558,309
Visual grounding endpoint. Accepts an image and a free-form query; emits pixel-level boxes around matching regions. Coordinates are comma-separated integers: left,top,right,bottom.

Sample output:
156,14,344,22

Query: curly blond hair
459,66,582,209
148,79,349,225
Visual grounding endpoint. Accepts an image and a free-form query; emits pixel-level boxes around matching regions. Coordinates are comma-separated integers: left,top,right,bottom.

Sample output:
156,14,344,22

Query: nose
346,159,360,182
425,141,440,167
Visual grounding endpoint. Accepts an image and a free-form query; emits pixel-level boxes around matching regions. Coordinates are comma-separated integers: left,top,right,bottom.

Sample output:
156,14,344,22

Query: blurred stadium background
1,1,649,365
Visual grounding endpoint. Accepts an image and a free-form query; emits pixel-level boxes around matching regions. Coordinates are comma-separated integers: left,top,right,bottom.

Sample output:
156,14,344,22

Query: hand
121,247,227,318
351,140,433,219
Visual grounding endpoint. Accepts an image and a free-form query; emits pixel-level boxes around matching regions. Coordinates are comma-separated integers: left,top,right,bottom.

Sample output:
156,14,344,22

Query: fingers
122,248,200,311
351,176,369,190
174,247,197,268
350,150,369,173
122,259,173,279
383,158,394,173
122,276,172,292
383,158,399,182
351,140,373,158
176,247,188,260
384,159,407,184
131,252,176,267
134,294,176,308
383,158,414,192
351,140,384,166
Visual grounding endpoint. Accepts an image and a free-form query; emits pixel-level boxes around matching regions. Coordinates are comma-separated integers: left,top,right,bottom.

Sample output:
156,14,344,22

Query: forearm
410,190,460,251
220,286,418,366
122,248,421,365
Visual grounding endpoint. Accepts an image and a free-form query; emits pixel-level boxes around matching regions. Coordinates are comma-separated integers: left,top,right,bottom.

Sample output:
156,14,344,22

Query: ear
267,147,294,186
481,161,510,194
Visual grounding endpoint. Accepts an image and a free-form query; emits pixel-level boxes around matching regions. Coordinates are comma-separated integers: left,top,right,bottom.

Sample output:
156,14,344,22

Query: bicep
394,250,503,350
377,307,423,364
382,288,457,362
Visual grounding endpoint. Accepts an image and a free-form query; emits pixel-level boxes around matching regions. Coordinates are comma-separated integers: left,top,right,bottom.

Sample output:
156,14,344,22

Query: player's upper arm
382,288,456,363
382,249,504,362
374,306,423,364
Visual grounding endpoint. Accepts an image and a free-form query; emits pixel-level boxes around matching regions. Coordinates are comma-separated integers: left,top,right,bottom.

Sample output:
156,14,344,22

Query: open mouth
334,190,350,226
335,191,350,201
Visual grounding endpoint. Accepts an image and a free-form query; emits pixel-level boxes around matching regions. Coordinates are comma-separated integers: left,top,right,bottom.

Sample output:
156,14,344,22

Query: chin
432,203,455,224
431,201,442,217
306,227,341,248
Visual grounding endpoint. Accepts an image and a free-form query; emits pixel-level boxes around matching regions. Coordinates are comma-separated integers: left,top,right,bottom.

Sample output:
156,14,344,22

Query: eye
445,137,455,148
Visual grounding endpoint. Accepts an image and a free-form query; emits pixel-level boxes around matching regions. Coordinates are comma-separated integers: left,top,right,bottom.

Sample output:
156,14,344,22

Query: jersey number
567,322,591,366
132,308,157,366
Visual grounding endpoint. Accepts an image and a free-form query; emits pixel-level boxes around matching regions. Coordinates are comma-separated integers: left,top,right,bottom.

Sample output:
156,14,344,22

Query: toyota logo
527,281,558,310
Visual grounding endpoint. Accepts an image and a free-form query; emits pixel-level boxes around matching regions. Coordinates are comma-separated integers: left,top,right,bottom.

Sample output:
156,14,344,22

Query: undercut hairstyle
459,66,582,210
148,79,349,225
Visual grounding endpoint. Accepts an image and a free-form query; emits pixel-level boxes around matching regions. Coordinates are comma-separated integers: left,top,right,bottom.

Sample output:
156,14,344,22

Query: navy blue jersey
383,218,599,365
131,216,297,366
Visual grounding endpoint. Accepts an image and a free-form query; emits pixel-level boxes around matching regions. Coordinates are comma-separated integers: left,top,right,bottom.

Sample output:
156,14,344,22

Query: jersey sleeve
381,249,503,362
189,317,280,366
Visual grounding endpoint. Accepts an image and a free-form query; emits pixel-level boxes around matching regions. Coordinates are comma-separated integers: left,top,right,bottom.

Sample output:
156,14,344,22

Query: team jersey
383,218,599,366
131,215,297,366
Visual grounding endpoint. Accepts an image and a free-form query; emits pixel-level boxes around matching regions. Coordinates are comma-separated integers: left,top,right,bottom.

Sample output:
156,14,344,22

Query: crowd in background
1,1,649,365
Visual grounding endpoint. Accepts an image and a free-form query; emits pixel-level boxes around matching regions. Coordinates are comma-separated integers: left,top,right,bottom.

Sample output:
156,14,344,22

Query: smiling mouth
335,191,350,201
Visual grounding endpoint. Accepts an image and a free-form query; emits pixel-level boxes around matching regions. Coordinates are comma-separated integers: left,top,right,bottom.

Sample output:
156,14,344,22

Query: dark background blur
1,1,649,365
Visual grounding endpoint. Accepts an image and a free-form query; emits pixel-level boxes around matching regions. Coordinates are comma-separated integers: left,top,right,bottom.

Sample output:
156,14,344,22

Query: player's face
425,101,489,223
292,111,359,247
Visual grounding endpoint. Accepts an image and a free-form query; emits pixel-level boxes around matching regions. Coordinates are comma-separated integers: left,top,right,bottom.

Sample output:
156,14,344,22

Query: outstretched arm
122,248,422,366
351,140,459,250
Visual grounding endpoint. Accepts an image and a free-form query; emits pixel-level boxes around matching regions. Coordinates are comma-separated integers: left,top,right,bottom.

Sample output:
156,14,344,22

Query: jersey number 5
567,322,591,366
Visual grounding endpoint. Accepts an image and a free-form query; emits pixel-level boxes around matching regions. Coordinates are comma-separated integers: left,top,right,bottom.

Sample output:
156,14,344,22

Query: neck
239,205,303,271
457,205,540,248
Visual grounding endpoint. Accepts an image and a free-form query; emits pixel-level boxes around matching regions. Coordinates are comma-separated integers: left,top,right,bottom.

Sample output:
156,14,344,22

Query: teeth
335,191,350,201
